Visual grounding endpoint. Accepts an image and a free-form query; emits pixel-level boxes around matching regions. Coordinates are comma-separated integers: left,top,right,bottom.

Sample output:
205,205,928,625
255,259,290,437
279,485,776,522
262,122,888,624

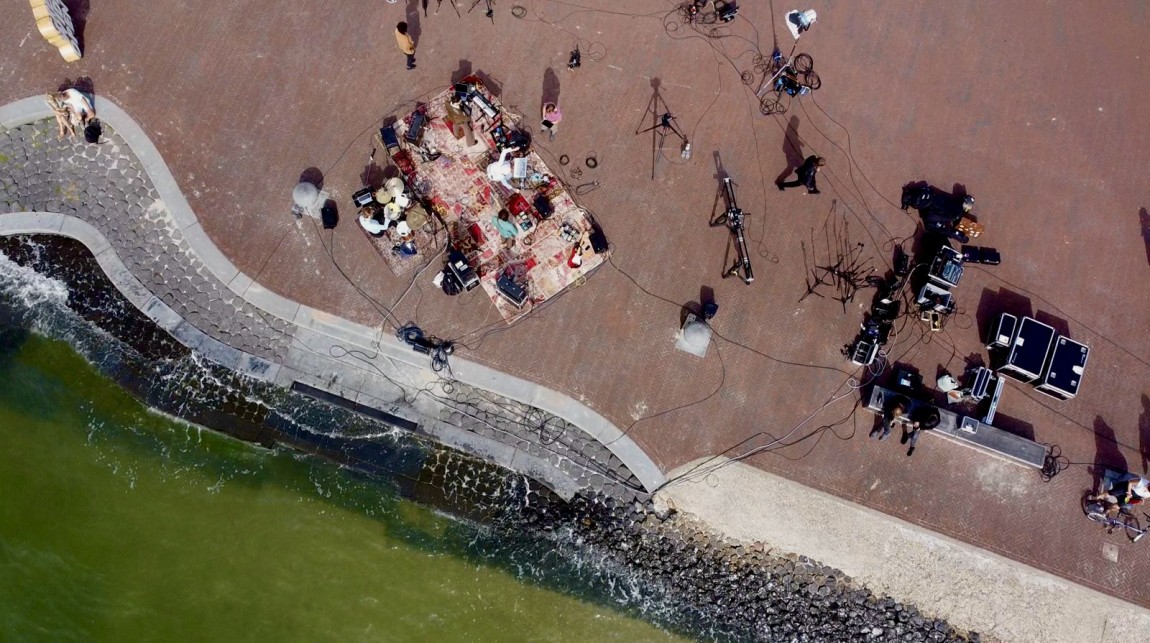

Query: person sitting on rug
45,92,76,139
493,208,519,240
358,210,389,237
486,146,520,191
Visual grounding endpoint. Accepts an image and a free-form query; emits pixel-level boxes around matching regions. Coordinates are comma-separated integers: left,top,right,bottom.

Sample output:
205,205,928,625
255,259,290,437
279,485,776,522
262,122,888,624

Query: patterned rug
382,80,606,324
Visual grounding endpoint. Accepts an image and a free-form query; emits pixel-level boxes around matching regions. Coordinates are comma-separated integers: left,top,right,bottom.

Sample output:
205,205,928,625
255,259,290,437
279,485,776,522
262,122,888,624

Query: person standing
541,103,563,141
902,406,940,456
777,155,825,194
395,22,416,70
445,96,477,146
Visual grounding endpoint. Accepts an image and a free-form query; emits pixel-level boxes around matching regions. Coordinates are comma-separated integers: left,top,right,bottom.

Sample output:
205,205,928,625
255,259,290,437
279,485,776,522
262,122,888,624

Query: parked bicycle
1083,494,1148,542
754,49,821,116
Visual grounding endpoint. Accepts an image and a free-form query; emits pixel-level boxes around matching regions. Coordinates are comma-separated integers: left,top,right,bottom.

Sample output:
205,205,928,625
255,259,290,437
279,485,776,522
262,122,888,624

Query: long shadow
542,67,561,107
776,115,804,184
1140,207,1150,268
1140,394,1150,474
1092,416,1128,492
473,69,502,97
62,0,90,54
451,59,473,84
405,0,422,41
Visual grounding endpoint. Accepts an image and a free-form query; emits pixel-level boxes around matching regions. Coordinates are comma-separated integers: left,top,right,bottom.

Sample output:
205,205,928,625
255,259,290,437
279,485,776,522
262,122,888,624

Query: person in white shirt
359,211,389,237
58,89,95,127
486,146,520,191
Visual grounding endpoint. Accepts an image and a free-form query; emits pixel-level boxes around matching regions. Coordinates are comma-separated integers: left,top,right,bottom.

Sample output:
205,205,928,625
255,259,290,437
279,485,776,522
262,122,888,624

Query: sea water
0,250,685,642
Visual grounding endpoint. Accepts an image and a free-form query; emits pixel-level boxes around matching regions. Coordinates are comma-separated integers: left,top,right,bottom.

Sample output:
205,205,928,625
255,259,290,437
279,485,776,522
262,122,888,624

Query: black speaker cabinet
496,276,528,308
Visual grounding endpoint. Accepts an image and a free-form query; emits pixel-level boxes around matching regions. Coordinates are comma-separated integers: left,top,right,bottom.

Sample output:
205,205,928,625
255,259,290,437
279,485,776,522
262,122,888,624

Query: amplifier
447,250,479,291
405,110,427,145
496,275,528,308
588,224,608,254
379,125,400,152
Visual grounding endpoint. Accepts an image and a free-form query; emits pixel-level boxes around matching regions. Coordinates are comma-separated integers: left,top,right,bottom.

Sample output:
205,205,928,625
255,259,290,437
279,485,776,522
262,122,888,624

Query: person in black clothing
777,155,825,194
902,406,940,456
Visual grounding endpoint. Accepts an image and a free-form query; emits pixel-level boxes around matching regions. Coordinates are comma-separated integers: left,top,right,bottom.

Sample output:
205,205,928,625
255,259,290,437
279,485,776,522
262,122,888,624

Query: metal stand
436,0,461,17
712,177,753,284
468,0,494,23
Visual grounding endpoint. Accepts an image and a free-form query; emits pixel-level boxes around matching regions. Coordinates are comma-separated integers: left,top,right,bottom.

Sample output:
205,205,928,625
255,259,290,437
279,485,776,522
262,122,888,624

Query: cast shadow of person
542,67,561,107
775,116,804,184
451,59,474,84
1092,416,1128,493
405,0,422,41
1139,394,1150,474
62,0,90,53
1139,207,1150,268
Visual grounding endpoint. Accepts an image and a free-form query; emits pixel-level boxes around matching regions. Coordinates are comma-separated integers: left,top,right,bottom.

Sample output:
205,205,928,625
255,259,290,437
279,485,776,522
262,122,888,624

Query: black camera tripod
711,176,754,284
638,113,687,153
469,0,494,23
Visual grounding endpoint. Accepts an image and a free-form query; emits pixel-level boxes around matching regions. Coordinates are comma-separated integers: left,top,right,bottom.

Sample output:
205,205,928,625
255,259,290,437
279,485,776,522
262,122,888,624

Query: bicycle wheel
1120,512,1143,541
1086,511,1110,524
760,94,786,116
803,70,822,91
793,53,814,74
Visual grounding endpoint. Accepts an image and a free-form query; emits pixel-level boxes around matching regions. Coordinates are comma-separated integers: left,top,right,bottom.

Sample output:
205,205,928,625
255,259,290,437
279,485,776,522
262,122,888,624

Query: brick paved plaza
2,0,1149,609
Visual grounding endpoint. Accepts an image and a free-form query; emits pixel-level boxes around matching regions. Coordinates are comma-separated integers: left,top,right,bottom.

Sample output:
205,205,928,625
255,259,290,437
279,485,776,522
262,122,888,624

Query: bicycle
1083,495,1148,542
754,49,821,116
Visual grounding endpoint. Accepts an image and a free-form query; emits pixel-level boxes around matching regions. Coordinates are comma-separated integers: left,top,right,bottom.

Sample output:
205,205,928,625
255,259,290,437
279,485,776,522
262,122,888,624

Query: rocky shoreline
519,492,982,642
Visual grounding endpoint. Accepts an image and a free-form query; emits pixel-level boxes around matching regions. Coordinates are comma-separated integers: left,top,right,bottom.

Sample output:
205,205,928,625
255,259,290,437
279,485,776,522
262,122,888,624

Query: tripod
469,0,494,23
638,112,687,150
436,0,461,17
712,177,754,284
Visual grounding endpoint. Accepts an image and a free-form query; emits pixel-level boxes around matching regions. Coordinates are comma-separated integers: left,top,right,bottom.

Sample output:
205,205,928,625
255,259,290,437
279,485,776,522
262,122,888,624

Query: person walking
777,155,824,194
395,22,416,70
540,103,563,141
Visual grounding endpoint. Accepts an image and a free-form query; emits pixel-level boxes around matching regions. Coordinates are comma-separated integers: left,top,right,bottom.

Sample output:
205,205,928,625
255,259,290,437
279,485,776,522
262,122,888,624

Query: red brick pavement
3,0,1149,606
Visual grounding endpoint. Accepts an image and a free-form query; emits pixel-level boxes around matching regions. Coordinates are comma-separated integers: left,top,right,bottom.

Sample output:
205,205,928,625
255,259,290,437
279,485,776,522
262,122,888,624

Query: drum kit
356,176,423,239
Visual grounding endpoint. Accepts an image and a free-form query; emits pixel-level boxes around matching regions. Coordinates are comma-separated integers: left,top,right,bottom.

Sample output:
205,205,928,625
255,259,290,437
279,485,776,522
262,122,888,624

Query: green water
0,332,683,642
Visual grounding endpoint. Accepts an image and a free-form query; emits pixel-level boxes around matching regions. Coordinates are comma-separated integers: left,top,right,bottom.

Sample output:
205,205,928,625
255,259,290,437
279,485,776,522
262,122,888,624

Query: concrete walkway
0,95,665,498
656,458,1150,643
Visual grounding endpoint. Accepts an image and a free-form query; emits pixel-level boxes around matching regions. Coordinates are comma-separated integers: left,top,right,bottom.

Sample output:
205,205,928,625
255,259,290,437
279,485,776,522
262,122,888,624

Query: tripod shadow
635,77,684,180
361,149,388,189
